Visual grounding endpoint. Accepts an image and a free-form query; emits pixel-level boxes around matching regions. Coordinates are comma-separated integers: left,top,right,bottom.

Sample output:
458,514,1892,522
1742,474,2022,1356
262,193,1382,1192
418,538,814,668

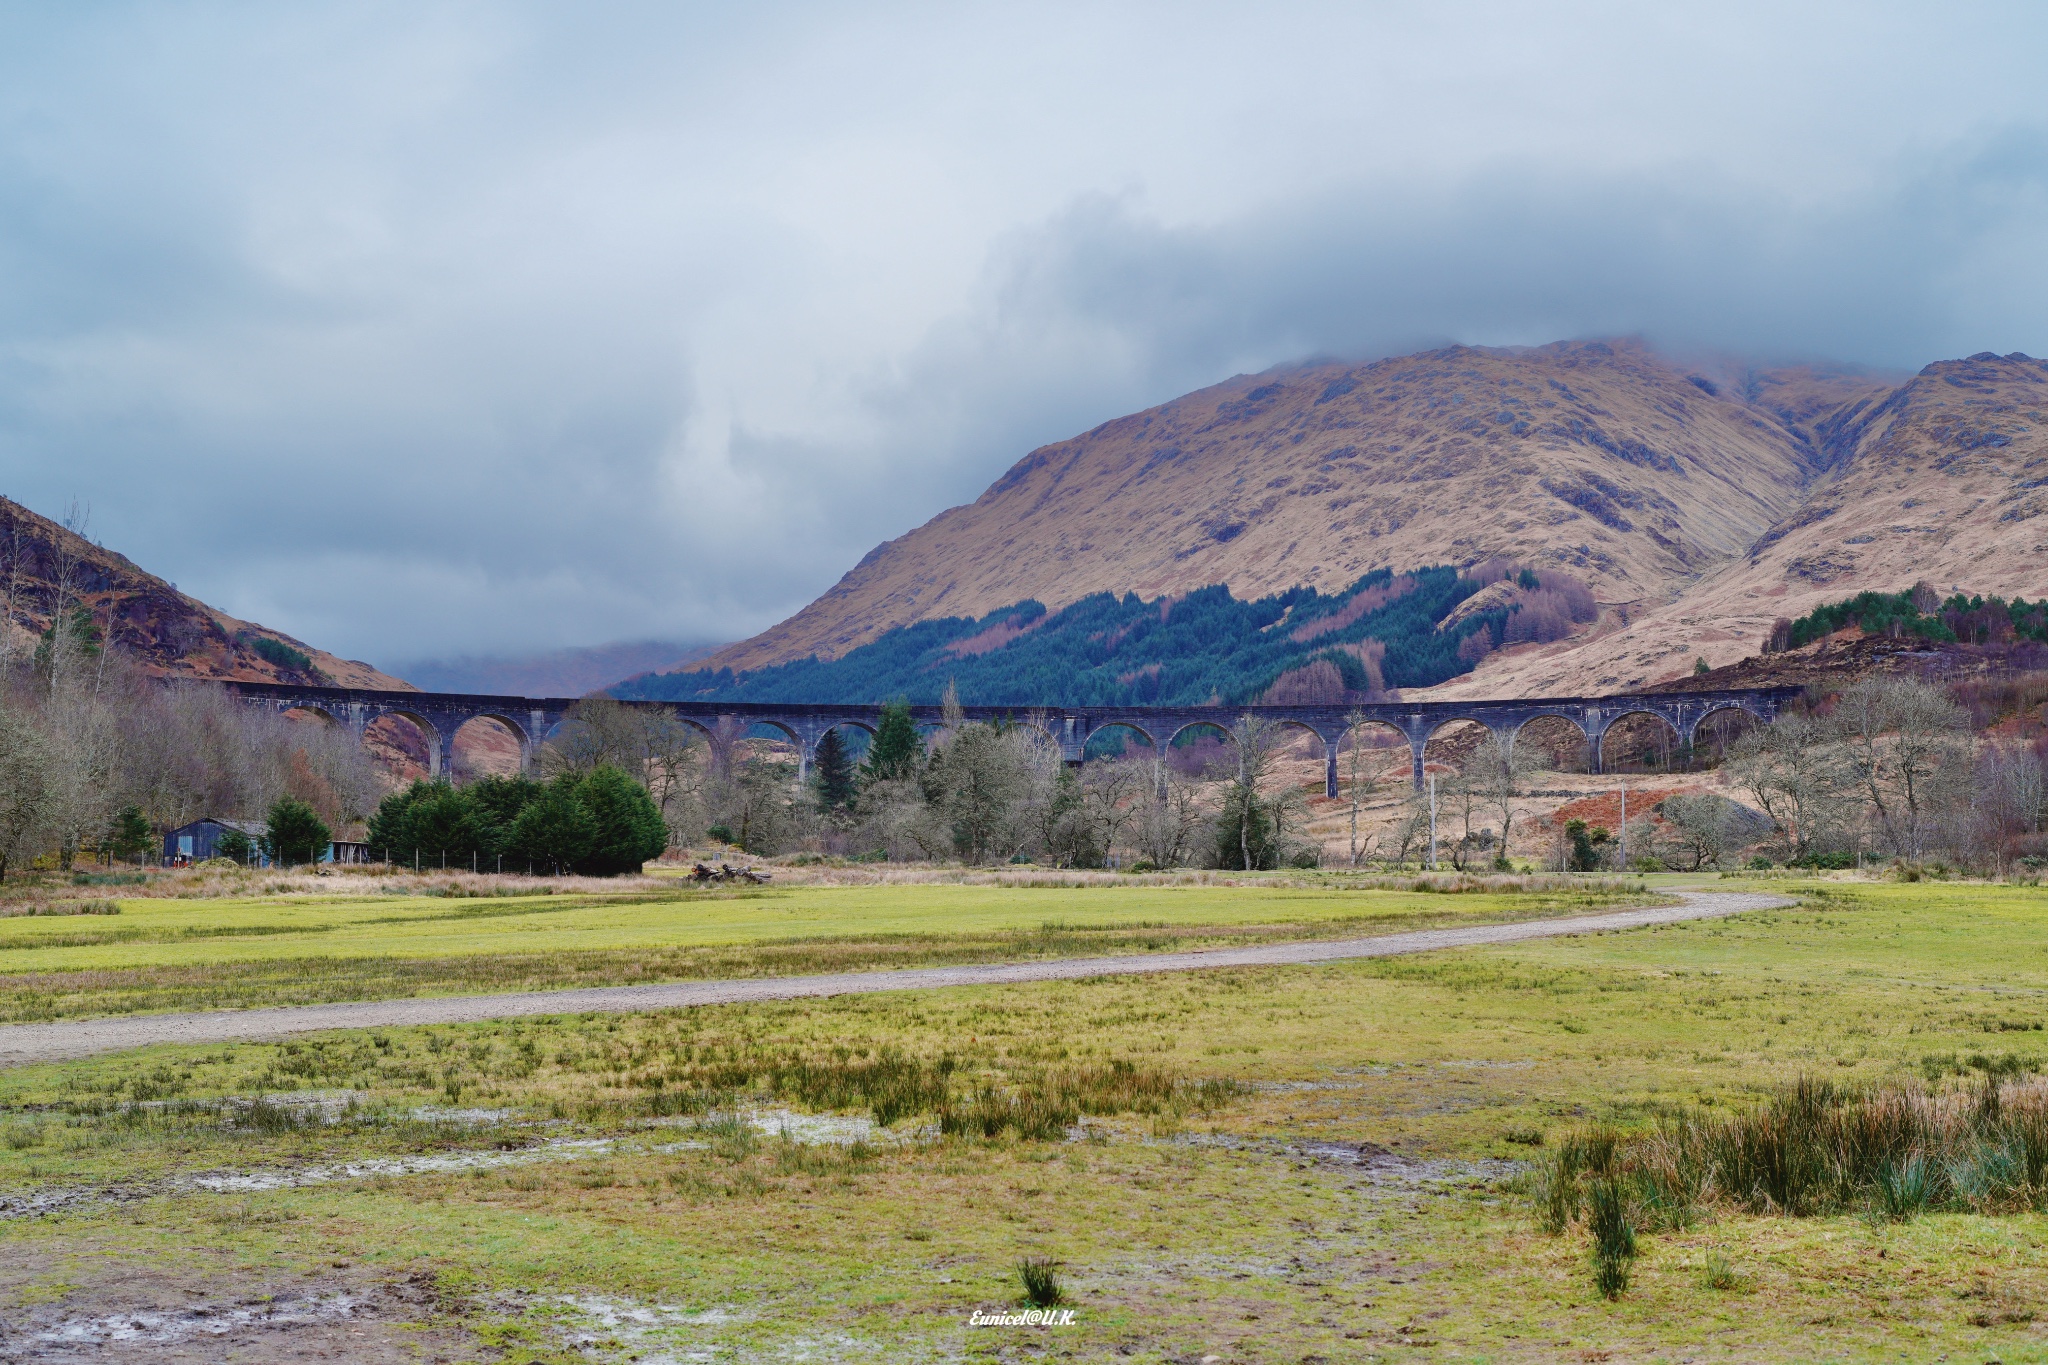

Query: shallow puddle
3,1104,916,1216
182,1137,619,1191
648,1105,923,1148
26,1290,366,1347
481,1291,748,1365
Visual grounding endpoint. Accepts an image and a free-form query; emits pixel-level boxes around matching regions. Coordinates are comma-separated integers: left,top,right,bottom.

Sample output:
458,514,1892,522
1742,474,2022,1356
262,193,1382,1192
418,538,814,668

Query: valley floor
1,873,2046,1362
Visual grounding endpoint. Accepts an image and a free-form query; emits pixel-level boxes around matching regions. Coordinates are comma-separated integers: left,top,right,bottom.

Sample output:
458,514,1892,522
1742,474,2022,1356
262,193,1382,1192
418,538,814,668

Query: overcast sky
3,2,2046,670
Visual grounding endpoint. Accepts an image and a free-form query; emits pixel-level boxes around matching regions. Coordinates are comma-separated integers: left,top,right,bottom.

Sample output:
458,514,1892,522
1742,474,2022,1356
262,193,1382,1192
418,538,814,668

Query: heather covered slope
1436,350,2048,694
0,496,410,689
700,338,1879,678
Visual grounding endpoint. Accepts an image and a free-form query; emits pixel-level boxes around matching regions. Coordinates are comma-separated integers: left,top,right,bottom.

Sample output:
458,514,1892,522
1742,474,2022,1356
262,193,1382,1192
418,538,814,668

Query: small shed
163,817,270,867
328,841,373,865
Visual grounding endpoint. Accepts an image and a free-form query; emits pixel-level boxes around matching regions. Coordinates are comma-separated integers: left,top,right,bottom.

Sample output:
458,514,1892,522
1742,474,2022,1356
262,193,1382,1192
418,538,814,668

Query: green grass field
0,873,1645,1020
4,875,2048,1361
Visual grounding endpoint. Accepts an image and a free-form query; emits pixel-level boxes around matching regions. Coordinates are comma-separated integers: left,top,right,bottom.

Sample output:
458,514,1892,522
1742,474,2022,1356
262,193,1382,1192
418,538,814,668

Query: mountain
0,496,410,689
394,640,720,698
1433,349,2048,695
666,338,2048,701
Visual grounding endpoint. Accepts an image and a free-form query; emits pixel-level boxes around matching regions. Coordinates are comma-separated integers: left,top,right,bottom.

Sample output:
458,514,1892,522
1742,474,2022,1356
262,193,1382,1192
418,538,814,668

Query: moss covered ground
2,876,2046,1361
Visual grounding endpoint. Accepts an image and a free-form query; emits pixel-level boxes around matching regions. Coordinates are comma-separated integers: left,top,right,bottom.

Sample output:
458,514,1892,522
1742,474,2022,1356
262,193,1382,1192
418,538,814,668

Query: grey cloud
775,132,2048,532
0,4,2043,668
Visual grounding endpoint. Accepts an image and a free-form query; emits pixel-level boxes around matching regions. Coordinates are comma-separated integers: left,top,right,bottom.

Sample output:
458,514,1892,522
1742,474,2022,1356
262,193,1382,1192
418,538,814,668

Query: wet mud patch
1168,1130,1525,1189
3,1104,905,1223
0,1251,471,1363
183,1136,618,1193
475,1290,751,1362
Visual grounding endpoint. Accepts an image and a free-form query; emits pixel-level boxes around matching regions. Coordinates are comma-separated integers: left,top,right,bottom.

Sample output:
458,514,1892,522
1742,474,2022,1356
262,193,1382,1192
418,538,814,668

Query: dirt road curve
0,891,1790,1067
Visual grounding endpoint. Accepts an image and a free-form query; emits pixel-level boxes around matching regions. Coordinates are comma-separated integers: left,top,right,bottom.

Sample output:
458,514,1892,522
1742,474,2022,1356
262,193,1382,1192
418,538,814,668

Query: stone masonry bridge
221,680,1802,797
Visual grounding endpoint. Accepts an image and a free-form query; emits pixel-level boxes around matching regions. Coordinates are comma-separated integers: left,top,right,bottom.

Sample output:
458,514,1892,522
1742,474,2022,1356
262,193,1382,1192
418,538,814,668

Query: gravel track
0,891,1790,1067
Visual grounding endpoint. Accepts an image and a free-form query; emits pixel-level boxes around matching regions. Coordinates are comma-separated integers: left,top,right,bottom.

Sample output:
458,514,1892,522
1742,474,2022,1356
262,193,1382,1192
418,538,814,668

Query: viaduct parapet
218,680,1802,797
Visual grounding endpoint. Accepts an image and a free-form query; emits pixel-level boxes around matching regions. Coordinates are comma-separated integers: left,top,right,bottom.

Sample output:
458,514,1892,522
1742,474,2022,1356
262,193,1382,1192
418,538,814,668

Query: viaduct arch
221,681,1801,797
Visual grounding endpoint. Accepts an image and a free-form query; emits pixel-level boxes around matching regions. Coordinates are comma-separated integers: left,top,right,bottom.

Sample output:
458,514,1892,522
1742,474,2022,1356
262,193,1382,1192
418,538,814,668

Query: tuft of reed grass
1587,1177,1637,1299
1874,1153,1930,1220
1697,1251,1745,1292
935,1059,1242,1142
693,1114,760,1162
1539,1074,2048,1241
1018,1257,1063,1308
631,1044,1239,1141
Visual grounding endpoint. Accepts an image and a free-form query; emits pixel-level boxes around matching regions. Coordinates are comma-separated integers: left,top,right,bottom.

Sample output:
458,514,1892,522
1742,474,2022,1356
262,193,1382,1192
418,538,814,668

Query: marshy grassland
2,873,2047,1361
0,866,1649,1021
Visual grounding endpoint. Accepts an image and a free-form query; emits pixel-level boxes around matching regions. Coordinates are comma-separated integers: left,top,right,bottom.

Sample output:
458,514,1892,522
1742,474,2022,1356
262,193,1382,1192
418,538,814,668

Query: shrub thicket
366,767,663,876
1767,583,2048,652
246,635,314,673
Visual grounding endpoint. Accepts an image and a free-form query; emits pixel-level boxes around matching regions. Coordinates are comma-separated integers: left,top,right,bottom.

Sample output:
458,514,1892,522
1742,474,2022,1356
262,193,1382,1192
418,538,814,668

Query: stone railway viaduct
223,680,1801,797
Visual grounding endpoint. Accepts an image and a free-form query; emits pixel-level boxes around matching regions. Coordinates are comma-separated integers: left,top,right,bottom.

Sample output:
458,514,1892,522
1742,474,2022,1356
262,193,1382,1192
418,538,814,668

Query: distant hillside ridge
395,640,721,698
698,337,1897,683
0,496,410,689
618,561,1605,707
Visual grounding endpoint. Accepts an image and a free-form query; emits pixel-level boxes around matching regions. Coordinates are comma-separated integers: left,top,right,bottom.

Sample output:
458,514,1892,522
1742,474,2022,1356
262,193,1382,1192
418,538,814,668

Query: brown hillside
0,497,411,690
1440,351,2048,694
703,338,1895,678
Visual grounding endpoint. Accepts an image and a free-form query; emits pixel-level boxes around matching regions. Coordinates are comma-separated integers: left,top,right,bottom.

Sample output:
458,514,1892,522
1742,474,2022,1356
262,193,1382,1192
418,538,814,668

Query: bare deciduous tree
1132,759,1209,869
1386,793,1433,869
929,721,1033,864
1830,677,1969,859
1218,715,1301,870
1728,712,1851,859
1342,711,1396,866
1972,742,2048,874
0,704,49,881
1081,757,1145,864
1467,729,1535,868
1656,793,1737,871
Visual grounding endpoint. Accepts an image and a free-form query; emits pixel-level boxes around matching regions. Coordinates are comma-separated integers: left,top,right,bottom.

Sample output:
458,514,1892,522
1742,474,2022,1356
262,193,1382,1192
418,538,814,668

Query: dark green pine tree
104,805,152,863
861,701,924,783
574,765,668,876
263,796,332,867
507,777,596,874
813,727,857,813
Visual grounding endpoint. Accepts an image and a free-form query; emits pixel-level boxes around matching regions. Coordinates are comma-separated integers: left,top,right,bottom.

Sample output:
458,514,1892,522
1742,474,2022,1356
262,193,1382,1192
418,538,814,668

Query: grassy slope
3,879,2048,1361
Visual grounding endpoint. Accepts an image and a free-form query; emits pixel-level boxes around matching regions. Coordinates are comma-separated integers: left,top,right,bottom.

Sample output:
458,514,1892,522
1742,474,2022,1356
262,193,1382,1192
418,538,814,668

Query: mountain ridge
1427,349,2048,696
688,337,1959,693
393,640,720,699
0,496,411,690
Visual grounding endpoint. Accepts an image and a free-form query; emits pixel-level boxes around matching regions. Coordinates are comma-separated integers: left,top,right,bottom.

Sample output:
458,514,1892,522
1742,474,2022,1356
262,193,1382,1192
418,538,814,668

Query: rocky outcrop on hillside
0,497,410,689
699,338,1907,685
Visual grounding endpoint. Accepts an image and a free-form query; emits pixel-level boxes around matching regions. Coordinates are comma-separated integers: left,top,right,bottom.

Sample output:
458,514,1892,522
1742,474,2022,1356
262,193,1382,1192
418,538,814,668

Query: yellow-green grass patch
11,881,2048,1358
0,880,1645,1021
